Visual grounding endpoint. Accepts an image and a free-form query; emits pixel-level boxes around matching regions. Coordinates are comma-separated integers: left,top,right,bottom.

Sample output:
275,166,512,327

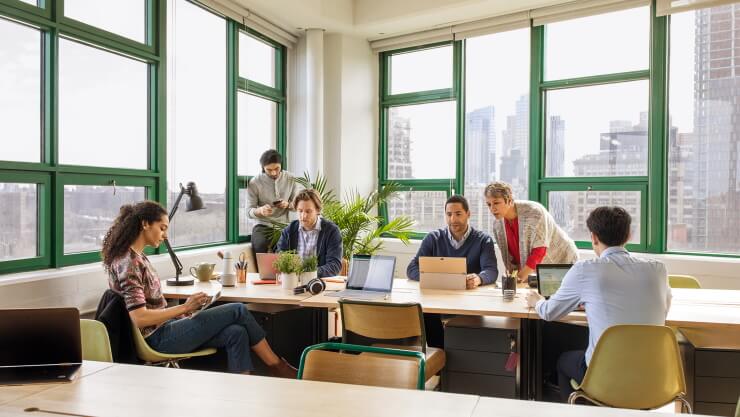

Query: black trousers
250,224,274,272
557,350,588,402
423,313,445,349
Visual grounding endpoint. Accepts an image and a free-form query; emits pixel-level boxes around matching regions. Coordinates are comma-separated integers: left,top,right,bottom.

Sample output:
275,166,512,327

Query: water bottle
220,250,236,287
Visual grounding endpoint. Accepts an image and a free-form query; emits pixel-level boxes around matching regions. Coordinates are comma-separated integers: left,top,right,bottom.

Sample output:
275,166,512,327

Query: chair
338,299,446,387
298,342,426,390
80,319,113,362
569,325,691,413
668,274,701,289
130,320,216,367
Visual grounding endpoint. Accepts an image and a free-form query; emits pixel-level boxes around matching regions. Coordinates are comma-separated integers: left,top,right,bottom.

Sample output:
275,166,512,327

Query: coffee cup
502,275,516,301
189,262,216,282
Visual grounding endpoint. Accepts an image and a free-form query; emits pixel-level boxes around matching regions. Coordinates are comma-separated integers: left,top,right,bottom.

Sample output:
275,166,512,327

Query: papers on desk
191,290,221,318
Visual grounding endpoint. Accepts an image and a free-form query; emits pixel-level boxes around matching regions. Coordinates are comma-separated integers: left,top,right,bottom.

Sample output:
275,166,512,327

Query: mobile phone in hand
272,199,283,206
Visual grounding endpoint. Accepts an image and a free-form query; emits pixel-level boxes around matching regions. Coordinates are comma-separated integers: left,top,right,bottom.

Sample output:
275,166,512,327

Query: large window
63,0,147,43
667,4,740,255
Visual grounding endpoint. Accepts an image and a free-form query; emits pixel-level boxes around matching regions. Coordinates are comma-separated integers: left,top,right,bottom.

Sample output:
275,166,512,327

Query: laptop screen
0,308,81,367
347,255,396,292
537,264,573,298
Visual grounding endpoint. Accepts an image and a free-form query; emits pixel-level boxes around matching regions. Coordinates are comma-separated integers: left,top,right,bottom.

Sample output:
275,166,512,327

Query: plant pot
300,270,317,285
340,258,349,276
279,272,298,289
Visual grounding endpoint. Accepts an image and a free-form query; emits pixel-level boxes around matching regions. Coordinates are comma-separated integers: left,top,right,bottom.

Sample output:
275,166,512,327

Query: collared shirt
535,246,672,365
297,217,322,259
447,224,472,250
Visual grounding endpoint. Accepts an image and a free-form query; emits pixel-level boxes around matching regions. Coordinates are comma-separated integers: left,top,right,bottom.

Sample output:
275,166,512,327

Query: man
246,150,301,269
407,195,498,347
525,206,672,401
276,189,342,278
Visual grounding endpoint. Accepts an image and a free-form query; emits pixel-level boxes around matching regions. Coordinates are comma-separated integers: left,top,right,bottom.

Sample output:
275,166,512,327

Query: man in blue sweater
406,195,498,346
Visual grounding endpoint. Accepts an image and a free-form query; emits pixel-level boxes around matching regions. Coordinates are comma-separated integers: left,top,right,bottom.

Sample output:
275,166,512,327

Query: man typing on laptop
406,195,498,347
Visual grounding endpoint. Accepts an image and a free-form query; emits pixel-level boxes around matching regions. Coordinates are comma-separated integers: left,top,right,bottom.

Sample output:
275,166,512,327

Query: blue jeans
146,303,266,373
557,350,588,402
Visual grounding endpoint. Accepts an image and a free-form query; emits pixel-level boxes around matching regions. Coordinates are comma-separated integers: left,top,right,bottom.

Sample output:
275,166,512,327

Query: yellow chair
668,274,701,289
130,320,216,367
569,325,691,412
338,299,446,386
298,342,426,390
80,319,113,362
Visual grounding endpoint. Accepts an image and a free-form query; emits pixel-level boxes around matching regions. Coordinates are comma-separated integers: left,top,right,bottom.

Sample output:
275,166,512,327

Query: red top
504,218,547,270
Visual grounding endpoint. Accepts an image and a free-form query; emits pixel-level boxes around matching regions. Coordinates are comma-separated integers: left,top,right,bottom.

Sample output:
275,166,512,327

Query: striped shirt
297,218,322,259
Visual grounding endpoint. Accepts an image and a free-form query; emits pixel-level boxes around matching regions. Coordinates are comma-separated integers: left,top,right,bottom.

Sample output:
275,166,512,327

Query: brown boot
269,357,297,379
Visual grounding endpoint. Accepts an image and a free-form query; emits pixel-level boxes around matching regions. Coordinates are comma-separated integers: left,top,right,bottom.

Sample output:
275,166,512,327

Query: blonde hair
484,181,514,203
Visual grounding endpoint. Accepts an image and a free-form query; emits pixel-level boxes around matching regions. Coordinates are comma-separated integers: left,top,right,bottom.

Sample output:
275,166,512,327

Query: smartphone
272,199,283,206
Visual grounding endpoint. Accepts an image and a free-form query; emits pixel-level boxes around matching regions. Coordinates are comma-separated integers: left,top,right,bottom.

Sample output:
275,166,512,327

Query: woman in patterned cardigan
485,182,578,283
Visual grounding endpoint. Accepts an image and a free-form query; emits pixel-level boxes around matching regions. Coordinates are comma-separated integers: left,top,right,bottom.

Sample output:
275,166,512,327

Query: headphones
293,277,326,295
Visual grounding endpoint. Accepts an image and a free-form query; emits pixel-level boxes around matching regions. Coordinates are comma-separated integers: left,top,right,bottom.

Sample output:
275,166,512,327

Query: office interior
0,0,739,416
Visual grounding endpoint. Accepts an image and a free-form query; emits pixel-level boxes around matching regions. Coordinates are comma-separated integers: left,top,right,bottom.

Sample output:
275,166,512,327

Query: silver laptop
0,308,82,385
536,264,573,299
419,256,467,290
326,255,396,300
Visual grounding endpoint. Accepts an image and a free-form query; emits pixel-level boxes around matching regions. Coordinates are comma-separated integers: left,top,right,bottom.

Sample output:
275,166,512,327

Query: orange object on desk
253,280,279,285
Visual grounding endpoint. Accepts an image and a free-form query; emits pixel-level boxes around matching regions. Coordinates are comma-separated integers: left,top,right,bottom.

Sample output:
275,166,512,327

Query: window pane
0,183,37,261
64,0,146,43
548,191,641,244
545,80,649,177
667,6,740,255
387,102,456,179
58,39,148,169
63,185,145,254
545,7,649,80
0,17,41,163
239,188,259,236
238,93,276,177
387,191,448,233
167,0,227,247
238,32,275,87
390,45,452,94
19,0,38,5
465,29,530,234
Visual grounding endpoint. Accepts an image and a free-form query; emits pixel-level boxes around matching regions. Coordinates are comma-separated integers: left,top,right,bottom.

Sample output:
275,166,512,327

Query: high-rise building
501,95,529,198
465,105,496,185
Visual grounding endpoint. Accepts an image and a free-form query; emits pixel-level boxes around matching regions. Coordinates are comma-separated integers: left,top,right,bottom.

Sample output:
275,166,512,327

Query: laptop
536,264,573,299
256,252,279,280
325,255,396,300
419,256,467,290
0,308,82,385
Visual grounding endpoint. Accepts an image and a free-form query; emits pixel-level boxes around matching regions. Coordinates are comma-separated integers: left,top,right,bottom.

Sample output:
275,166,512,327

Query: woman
102,200,295,377
485,182,578,282
276,189,342,277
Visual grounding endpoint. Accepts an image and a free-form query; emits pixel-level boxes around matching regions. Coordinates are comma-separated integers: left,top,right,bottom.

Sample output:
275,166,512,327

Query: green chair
130,320,216,367
80,319,113,362
569,325,691,413
298,342,426,390
668,274,701,289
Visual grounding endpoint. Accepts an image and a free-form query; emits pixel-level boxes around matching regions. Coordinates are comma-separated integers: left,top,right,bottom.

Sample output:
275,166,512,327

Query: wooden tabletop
161,274,314,305
471,396,697,417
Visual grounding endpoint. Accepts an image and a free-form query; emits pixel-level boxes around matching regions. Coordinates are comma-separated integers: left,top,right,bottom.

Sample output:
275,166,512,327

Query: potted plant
266,173,415,275
300,255,318,284
273,251,302,289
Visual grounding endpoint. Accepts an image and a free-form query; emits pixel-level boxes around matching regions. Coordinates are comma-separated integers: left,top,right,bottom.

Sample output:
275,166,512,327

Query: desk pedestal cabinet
442,316,521,399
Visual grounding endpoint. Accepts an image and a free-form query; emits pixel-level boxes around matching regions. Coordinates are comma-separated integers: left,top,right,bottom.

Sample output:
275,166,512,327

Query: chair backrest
129,320,166,363
298,342,425,390
339,300,426,352
668,274,701,289
80,319,113,362
580,324,687,409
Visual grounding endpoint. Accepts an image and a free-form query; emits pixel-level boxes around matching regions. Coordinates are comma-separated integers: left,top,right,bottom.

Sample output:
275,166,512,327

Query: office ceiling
231,0,570,39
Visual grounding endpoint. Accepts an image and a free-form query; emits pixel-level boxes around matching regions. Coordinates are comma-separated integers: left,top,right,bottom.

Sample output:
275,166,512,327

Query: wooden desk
162,273,314,305
1,363,479,417
471,396,692,417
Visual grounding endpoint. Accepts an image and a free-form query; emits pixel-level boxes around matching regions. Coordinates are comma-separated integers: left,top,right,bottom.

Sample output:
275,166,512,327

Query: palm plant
266,172,415,261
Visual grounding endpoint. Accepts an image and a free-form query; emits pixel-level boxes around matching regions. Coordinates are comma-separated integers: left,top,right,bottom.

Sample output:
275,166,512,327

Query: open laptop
536,264,573,299
325,255,396,300
256,252,279,280
419,256,467,290
0,308,82,385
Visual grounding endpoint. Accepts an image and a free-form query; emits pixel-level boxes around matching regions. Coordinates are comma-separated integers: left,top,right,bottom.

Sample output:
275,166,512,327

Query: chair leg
677,396,693,414
568,391,583,404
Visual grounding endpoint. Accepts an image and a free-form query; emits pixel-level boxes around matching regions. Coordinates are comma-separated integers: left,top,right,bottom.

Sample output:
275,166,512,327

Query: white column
304,28,324,176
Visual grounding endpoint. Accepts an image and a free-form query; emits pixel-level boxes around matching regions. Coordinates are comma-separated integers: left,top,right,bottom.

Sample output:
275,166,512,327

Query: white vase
280,272,298,289
299,270,317,285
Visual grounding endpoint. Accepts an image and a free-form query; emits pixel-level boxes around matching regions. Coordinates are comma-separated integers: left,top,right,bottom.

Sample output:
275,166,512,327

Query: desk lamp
166,182,205,286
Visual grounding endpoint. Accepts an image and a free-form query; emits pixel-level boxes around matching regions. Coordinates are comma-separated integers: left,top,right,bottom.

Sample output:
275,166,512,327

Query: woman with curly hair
102,200,295,377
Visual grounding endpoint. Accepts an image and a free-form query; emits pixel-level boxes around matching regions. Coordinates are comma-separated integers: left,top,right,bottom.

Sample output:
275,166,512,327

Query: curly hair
101,200,167,271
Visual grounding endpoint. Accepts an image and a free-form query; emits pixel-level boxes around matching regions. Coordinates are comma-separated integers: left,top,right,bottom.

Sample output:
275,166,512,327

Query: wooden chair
130,320,216,367
569,325,691,412
668,274,701,289
338,299,446,387
80,319,113,362
298,342,426,390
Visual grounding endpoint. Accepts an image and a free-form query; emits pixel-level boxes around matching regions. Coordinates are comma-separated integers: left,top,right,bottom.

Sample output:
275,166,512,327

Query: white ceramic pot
299,270,317,285
280,272,298,289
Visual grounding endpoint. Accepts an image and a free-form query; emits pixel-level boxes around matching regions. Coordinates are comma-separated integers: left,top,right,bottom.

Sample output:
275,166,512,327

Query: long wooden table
0,362,707,417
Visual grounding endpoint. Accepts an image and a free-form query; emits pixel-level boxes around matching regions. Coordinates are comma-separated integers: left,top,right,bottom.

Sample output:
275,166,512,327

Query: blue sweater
276,218,343,278
406,227,498,285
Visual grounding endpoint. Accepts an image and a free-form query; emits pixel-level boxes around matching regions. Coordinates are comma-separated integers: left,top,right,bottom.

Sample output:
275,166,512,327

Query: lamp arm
163,238,183,280
169,183,186,220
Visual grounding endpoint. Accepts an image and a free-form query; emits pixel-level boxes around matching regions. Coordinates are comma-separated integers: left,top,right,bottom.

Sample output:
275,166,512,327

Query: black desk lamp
165,182,206,286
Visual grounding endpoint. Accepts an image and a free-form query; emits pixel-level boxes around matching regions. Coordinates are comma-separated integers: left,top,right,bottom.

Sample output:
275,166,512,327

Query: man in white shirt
525,206,672,401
